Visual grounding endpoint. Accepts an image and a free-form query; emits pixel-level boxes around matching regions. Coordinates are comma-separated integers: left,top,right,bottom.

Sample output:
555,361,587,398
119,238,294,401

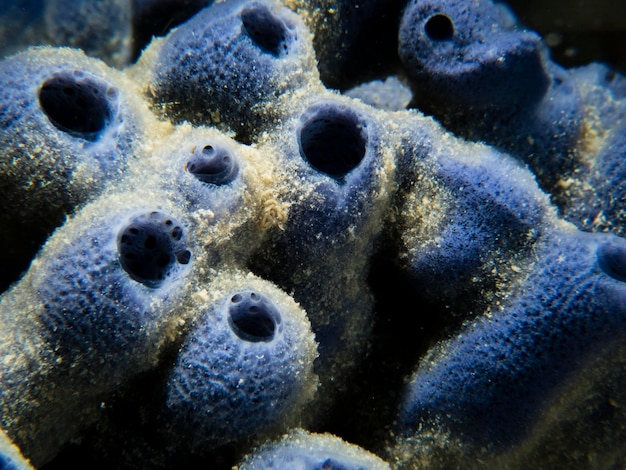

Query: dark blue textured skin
148,0,309,141
0,49,136,173
250,98,386,366
404,145,549,307
164,290,310,451
399,0,549,110
399,0,583,192
0,48,139,291
398,229,626,450
36,209,191,383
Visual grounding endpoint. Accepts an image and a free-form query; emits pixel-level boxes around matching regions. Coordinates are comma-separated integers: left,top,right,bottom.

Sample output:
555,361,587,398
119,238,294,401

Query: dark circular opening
228,291,280,343
298,104,367,179
425,14,454,41
117,211,191,287
185,143,239,185
38,73,114,141
241,3,288,57
598,239,626,282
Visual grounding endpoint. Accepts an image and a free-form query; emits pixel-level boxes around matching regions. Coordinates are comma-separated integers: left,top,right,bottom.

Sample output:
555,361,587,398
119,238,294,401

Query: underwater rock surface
1,0,626,468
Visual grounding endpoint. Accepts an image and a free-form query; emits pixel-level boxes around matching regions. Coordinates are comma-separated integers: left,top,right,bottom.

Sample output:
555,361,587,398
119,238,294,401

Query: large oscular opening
298,103,368,179
39,72,115,141
241,2,289,57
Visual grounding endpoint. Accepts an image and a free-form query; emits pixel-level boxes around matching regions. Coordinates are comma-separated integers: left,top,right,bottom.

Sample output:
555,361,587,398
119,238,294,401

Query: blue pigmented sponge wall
140,0,319,141
0,193,195,465
0,47,149,291
163,273,318,454
1,1,626,469
397,229,626,456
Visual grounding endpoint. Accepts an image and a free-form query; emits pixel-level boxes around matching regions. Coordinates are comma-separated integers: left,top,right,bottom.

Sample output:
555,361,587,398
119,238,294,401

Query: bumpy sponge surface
397,229,626,455
164,274,318,452
235,428,390,469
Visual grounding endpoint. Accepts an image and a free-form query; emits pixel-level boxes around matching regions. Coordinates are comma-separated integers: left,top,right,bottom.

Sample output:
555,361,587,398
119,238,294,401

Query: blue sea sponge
344,76,412,112
139,124,275,266
141,0,317,141
0,47,145,291
169,128,246,216
578,123,626,236
571,62,626,127
395,229,626,463
36,206,192,367
0,197,193,465
399,0,549,111
163,274,317,453
250,93,396,401
44,0,132,67
398,0,584,194
393,127,554,311
235,428,390,469
185,142,239,186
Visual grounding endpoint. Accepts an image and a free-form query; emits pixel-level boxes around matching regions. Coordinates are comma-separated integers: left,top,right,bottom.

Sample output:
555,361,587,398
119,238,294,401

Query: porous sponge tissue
1,0,626,468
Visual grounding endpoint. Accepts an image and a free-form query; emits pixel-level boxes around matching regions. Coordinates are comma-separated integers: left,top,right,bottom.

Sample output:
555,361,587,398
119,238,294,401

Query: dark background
506,0,626,74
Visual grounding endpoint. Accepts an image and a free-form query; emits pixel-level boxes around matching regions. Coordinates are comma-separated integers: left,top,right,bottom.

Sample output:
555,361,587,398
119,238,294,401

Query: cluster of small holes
228,291,282,342
117,211,191,287
185,143,239,185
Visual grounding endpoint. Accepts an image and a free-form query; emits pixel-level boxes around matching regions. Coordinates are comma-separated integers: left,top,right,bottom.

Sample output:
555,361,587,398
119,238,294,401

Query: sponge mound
1,1,626,469
164,276,317,452
0,46,144,291
143,0,317,140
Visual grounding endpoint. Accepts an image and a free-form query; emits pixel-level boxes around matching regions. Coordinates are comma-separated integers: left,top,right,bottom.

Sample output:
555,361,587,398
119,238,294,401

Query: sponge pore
38,72,114,141
117,211,191,288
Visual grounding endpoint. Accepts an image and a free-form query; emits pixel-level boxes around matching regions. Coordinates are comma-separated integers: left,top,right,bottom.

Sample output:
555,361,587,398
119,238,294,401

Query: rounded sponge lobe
235,428,390,470
144,0,316,141
0,47,143,291
164,275,318,451
399,0,549,111
37,208,192,377
398,229,626,451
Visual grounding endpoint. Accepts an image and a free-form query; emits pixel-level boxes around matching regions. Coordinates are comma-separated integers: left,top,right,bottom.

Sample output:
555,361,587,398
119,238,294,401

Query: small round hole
425,14,454,41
